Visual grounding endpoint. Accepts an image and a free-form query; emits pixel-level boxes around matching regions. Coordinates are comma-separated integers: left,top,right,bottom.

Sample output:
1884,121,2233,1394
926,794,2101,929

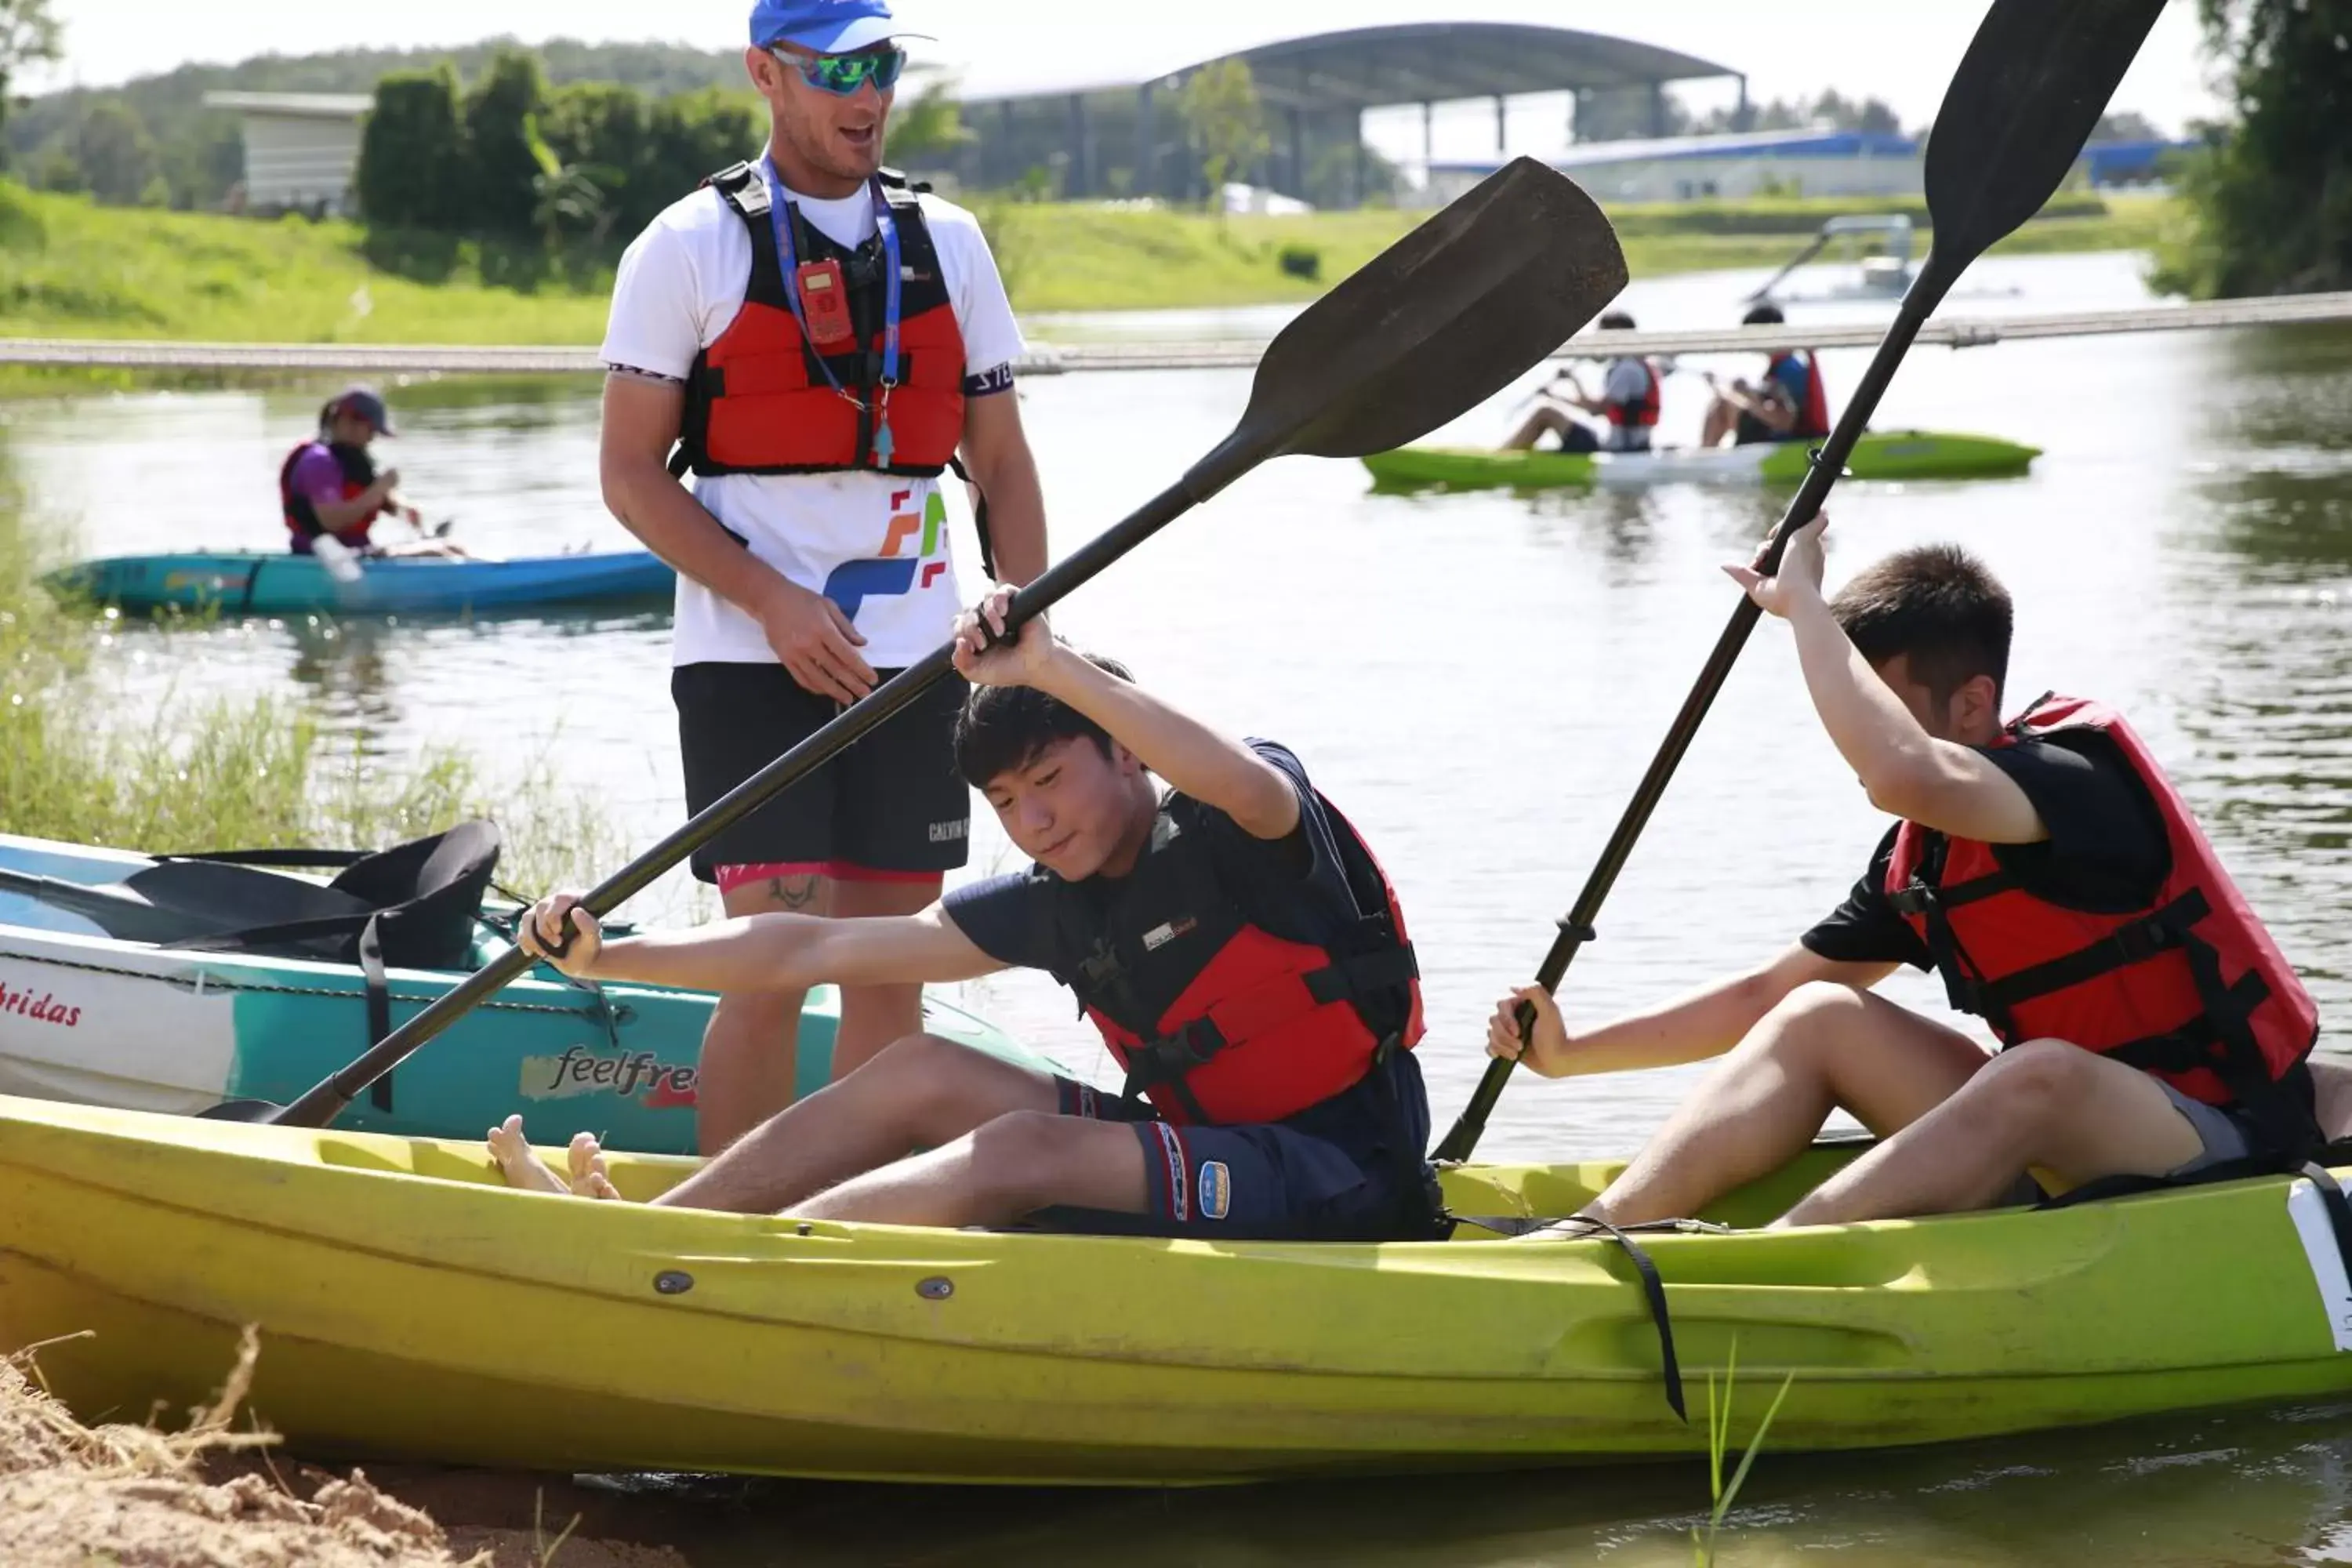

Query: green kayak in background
1363,428,2042,493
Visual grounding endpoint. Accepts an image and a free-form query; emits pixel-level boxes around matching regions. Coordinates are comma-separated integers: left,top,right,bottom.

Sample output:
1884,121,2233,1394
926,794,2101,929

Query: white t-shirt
600,175,1025,668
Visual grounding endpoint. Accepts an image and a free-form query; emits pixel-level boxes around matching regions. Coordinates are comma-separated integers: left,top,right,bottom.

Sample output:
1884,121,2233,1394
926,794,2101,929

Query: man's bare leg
826,874,943,1082
1585,982,1991,1227
696,873,828,1154
1777,1040,2205,1228
652,1033,1062,1214
1700,397,1738,448
1503,405,1575,451
796,1111,1150,1228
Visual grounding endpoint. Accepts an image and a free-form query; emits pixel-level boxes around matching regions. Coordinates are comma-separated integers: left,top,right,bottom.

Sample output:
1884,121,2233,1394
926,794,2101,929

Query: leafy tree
2092,110,2164,143
461,46,557,237
887,74,971,172
1178,59,1269,205
356,66,466,227
2156,0,2352,296
641,86,762,211
0,0,61,155
72,101,158,205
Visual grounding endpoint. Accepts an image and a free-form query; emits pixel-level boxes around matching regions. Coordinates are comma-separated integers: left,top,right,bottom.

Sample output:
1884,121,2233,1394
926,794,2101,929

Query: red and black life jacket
1051,792,1422,1128
278,440,379,551
673,166,964,474
1606,358,1663,430
1769,349,1832,439
1885,693,2321,1153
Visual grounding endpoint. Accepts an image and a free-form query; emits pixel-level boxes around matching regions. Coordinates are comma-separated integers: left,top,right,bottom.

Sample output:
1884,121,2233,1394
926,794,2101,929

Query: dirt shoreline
0,1333,690,1568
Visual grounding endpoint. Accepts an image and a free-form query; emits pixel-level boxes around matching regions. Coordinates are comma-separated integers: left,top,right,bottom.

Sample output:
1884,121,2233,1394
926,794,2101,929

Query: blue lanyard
759,159,904,401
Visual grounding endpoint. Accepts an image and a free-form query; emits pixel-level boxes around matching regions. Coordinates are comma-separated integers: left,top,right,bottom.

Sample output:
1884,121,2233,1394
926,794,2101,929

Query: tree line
353,45,966,254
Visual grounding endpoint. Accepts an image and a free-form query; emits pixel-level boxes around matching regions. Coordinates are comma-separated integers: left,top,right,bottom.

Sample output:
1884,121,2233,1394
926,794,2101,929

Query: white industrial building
203,92,372,216
1425,128,1927,208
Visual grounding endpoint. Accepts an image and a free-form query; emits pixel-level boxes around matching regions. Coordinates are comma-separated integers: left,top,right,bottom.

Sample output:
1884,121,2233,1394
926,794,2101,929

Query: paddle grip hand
517,893,603,977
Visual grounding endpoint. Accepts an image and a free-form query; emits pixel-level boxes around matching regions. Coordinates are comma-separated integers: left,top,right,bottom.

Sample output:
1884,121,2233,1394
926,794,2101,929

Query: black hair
1599,310,1637,330
953,649,1136,789
1743,303,1785,326
1828,545,2013,707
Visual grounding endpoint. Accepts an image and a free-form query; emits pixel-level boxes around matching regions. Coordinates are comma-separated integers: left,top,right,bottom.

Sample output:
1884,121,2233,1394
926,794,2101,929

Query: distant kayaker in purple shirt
278,387,462,560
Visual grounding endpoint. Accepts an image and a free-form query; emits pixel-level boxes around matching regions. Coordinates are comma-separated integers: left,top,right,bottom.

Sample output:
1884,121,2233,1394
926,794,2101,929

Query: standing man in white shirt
596,0,1049,1152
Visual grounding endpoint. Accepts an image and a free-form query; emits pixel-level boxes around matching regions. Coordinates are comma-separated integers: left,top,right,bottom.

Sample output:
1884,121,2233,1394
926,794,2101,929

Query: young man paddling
599,0,1048,1151
1492,520,2324,1228
488,591,1443,1240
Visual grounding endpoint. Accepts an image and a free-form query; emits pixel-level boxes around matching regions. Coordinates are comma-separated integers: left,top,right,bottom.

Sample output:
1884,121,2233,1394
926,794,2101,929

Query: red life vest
1052,793,1422,1127
674,164,967,486
1768,350,1832,439
1605,358,1663,430
1885,693,2319,1150
278,440,379,552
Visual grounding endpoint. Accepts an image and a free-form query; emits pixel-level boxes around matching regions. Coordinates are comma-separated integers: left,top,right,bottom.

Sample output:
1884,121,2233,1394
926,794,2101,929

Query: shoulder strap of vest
704,161,768,218
877,165,933,197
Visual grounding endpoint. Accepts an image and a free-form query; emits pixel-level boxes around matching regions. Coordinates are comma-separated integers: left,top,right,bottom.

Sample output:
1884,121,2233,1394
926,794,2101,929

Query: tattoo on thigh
769,875,822,912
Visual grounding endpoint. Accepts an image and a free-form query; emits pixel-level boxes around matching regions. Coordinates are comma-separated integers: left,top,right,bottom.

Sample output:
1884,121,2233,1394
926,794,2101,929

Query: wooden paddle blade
1918,0,2167,299
1240,158,1624,465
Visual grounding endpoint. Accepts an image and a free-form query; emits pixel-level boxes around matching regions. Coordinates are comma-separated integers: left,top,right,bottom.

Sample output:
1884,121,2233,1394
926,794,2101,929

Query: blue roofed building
1425,128,1926,208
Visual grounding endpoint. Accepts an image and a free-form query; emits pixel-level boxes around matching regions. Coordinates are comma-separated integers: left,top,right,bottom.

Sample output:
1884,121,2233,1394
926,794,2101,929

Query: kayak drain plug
654,1271,695,1295
917,1277,954,1301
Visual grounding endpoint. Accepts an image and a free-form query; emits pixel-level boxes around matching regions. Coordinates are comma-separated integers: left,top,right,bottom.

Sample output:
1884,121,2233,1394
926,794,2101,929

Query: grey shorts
2157,1080,2256,1177
2002,1080,2256,1207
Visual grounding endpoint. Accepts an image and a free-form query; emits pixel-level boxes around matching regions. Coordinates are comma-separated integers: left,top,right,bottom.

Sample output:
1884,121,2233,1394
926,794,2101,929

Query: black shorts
673,661,971,887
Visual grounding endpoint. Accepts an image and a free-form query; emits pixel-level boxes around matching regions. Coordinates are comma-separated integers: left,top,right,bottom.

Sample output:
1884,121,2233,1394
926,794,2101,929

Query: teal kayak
45,550,675,615
1363,428,2042,492
0,829,1049,1152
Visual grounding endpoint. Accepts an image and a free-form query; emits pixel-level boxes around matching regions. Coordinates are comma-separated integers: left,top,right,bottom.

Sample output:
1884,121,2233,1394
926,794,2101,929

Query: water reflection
505,1397,2352,1567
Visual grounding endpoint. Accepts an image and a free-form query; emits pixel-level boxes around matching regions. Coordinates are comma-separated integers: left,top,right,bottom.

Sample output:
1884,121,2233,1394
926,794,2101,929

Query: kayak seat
156,819,504,971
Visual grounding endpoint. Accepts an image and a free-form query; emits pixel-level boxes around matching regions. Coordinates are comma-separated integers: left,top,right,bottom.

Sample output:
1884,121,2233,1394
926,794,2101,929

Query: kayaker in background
1501,311,1660,455
278,387,451,562
594,0,1050,1152
1698,303,1832,448
1490,520,2325,1229
487,589,1444,1243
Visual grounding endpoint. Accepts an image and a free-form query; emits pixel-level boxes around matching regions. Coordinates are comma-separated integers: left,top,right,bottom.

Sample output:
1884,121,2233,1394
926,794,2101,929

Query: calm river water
9,249,2352,1561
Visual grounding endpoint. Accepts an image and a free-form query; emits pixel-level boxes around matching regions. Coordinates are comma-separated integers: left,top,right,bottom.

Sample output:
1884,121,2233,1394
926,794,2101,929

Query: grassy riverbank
0,179,2178,361
0,459,618,887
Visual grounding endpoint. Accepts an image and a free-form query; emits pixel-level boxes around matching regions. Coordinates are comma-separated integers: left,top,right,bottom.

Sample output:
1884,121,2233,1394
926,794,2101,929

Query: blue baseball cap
750,0,931,53
331,385,395,436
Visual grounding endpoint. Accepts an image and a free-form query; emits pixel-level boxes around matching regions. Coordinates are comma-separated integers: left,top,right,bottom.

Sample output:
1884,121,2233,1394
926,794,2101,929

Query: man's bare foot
488,1115,572,1194
567,1132,623,1200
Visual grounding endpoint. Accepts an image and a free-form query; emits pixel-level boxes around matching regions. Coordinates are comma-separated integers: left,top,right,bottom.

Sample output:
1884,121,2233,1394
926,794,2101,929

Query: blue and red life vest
1768,349,1832,439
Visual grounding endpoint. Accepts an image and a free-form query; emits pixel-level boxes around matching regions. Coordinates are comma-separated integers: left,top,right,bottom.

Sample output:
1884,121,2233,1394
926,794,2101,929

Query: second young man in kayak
597,0,1048,1152
488,590,1443,1241
1490,519,2324,1228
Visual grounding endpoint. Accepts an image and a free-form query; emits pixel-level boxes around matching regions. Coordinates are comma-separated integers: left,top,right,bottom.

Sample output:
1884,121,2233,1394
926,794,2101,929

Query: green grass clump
0,476,619,895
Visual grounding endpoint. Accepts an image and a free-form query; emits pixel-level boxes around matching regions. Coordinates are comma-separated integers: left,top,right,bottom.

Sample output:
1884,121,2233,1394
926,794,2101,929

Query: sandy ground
0,1330,691,1568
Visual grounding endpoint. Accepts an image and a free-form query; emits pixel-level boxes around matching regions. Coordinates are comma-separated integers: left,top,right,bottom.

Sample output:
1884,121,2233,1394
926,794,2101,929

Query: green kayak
1363,429,2042,493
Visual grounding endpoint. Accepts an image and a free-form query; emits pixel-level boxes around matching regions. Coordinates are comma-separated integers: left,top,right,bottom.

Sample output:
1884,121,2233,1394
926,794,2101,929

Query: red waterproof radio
794,258,853,347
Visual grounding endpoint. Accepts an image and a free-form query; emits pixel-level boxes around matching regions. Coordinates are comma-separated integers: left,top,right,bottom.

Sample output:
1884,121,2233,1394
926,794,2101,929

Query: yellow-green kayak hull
3,1095,2348,1485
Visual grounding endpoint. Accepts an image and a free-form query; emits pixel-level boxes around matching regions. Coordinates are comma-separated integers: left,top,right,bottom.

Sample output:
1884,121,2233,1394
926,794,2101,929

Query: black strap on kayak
357,913,394,1114
1452,1212,1701,1421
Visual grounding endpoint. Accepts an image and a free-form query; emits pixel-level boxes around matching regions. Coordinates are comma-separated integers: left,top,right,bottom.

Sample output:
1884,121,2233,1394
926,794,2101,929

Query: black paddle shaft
242,155,1631,1131
1432,0,2169,1165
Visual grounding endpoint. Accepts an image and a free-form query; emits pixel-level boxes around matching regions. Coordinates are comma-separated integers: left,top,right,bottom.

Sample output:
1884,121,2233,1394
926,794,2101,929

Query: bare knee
862,1033,1047,1145
1951,1040,2085,1133
960,1110,1079,1212
1742,980,1869,1060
